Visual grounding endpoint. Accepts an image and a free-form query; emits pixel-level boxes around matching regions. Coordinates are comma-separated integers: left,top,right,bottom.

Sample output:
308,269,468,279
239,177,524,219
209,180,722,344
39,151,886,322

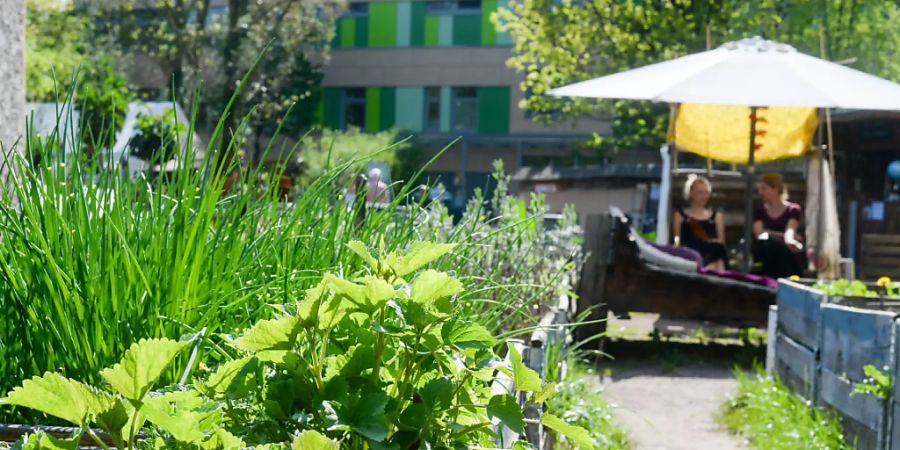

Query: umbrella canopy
671,104,818,164
548,36,900,110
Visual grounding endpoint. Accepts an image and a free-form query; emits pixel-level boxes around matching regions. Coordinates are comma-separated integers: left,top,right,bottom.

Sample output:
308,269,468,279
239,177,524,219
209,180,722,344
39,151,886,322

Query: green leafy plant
546,364,630,450
1,242,592,449
131,108,188,164
812,279,879,298
1,338,191,450
852,365,892,401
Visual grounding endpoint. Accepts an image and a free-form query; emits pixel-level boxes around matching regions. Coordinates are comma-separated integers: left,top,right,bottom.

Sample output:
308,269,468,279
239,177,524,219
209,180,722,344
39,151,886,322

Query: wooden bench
859,234,900,280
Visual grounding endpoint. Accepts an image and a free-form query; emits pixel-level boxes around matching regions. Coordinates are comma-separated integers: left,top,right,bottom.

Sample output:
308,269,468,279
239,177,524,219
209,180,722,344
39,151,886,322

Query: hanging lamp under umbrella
549,36,900,271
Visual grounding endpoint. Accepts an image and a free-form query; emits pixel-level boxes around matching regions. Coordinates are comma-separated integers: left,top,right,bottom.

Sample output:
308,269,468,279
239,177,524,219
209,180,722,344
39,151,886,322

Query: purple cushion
699,267,778,289
649,242,703,267
642,237,777,289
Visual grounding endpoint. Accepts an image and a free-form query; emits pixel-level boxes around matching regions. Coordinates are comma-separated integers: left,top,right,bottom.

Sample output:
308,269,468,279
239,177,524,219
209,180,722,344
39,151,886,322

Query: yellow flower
878,276,892,287
788,275,800,281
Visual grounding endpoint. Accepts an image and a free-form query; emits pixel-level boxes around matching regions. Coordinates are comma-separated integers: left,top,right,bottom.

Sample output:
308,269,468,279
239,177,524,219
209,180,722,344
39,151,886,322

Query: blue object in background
887,160,900,180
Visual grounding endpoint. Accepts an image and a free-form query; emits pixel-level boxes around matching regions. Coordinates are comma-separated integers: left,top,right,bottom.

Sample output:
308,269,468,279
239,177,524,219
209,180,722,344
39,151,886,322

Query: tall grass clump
0,96,581,422
721,368,850,449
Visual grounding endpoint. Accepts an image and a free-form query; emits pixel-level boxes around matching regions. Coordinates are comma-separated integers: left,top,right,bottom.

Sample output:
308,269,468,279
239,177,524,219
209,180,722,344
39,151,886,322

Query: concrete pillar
0,0,26,153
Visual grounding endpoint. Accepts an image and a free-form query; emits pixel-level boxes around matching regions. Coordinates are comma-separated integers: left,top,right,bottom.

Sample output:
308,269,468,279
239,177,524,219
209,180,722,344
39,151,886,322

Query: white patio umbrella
549,36,900,271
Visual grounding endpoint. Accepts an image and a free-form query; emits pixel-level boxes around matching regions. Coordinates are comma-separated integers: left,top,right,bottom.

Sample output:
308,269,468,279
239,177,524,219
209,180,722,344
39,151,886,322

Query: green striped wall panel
438,15,453,46
478,86,510,134
396,1,411,47
440,86,451,132
369,2,397,47
380,87,396,129
410,2,426,46
355,16,369,48
424,15,439,46
323,88,342,129
395,87,424,131
481,0,498,45
333,19,342,47
453,14,481,46
496,0,512,44
339,18,355,48
366,87,381,132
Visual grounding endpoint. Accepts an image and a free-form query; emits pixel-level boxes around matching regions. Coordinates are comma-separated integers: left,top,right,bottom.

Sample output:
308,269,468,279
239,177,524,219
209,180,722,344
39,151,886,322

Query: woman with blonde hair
753,172,804,278
672,174,727,271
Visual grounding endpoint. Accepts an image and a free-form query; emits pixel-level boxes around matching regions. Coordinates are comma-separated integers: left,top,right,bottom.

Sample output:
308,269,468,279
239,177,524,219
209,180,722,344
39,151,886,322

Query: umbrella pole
743,106,758,272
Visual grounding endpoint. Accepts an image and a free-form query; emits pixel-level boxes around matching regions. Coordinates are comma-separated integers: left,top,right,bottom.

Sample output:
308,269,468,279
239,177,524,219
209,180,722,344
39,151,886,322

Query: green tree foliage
297,127,422,186
81,0,345,156
25,0,87,101
494,0,900,152
26,0,134,150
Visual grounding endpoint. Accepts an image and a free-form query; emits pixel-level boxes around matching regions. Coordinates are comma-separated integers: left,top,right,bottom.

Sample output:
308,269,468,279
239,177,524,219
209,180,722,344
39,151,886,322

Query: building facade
319,0,624,211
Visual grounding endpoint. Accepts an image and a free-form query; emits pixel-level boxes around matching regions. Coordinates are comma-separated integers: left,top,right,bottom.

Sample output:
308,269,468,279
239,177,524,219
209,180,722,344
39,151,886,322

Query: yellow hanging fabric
670,104,819,164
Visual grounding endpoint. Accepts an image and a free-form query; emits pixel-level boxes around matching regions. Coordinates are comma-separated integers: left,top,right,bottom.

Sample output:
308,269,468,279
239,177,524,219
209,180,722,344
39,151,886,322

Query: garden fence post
766,305,777,378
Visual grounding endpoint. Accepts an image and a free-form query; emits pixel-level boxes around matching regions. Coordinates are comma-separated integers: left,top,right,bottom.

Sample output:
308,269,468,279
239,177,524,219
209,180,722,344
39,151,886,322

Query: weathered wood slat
819,304,894,382
862,234,900,245
575,213,611,345
857,255,900,266
774,332,817,400
818,369,883,450
776,281,825,349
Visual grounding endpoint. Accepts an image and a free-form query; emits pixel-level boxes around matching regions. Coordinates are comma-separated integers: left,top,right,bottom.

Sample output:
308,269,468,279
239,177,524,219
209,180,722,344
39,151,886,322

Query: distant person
672,174,727,271
366,167,390,204
753,172,804,278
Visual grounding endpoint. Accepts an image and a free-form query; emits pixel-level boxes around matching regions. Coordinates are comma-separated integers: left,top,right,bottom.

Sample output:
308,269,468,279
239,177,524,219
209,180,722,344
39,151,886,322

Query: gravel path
600,365,745,450
595,313,756,450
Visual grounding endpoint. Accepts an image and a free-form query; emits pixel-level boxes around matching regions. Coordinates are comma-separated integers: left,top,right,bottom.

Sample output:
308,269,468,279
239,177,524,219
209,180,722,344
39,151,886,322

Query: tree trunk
0,0,26,155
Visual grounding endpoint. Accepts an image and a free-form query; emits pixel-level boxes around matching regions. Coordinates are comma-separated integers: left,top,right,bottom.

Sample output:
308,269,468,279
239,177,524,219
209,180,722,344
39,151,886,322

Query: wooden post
743,107,759,272
575,213,612,347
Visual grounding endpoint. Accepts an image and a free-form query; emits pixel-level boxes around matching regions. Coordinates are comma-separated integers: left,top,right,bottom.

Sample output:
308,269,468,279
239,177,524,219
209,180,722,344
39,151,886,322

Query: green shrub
0,111,580,425
547,364,630,450
721,369,850,449
1,243,592,449
131,107,188,163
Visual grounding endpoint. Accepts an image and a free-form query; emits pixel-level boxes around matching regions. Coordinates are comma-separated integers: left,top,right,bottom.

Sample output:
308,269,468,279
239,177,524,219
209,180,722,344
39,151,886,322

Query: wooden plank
860,246,900,257
575,213,611,345
858,256,900,266
774,332,817,400
892,402,900,450
818,368,883,450
820,304,894,382
862,234,900,245
766,306,777,378
776,280,825,349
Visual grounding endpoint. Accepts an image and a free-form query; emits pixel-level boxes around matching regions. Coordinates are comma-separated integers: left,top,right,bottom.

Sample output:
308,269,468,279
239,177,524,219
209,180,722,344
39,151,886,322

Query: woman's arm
715,211,726,243
784,218,803,251
753,219,764,237
672,212,682,246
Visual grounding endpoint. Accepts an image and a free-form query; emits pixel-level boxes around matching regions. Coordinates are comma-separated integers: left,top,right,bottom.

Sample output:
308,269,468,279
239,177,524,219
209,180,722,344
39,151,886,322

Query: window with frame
344,2,369,17
343,88,366,129
452,87,478,132
424,87,442,131
426,0,481,14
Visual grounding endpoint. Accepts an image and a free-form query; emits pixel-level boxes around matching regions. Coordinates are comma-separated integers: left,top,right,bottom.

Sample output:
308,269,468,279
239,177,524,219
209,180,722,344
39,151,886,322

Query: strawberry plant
2,241,592,449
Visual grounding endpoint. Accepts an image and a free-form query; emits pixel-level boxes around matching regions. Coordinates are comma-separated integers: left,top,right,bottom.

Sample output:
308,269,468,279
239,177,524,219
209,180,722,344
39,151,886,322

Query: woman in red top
752,173,804,278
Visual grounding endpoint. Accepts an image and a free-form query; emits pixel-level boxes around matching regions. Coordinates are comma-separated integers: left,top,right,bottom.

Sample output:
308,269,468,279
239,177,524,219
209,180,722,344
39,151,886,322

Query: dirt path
594,314,759,450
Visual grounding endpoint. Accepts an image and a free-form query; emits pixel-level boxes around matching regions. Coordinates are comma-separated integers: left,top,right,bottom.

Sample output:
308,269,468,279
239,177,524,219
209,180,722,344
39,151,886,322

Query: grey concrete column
0,0,26,153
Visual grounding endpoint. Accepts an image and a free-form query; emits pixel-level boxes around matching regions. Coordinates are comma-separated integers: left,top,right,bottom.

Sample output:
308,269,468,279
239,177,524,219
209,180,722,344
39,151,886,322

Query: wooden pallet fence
771,280,900,450
774,280,825,400
818,304,894,450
